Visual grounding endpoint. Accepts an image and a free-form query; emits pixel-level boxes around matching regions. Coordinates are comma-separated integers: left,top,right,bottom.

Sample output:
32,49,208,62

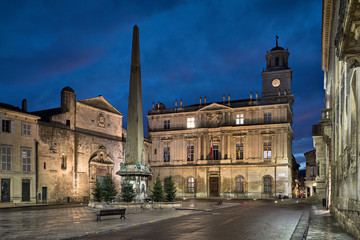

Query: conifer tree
102,174,118,203
164,176,177,202
121,178,136,202
92,179,103,202
151,175,164,202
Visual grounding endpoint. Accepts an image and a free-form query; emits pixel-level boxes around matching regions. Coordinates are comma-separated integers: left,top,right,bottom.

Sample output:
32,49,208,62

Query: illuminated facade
315,0,360,237
147,42,295,199
0,101,40,203
34,87,125,203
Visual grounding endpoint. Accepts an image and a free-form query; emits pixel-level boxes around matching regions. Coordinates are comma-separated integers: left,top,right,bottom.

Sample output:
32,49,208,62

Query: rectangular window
264,112,272,124
2,120,10,133
187,117,195,128
164,120,170,129
236,143,244,160
213,145,219,160
22,123,31,136
310,166,315,177
236,114,244,125
187,145,194,161
263,142,271,159
1,146,12,171
61,155,67,170
163,147,170,162
22,148,31,173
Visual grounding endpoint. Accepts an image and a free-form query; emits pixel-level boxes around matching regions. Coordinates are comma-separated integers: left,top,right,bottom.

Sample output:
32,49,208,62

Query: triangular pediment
198,103,231,112
78,96,122,116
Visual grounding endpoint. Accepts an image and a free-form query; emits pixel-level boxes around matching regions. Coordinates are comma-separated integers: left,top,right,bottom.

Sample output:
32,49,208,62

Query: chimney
152,101,154,110
204,96,207,105
228,94,230,105
256,92,258,100
199,97,202,106
175,99,178,108
180,99,183,108
250,92,253,100
223,94,225,104
22,99,27,112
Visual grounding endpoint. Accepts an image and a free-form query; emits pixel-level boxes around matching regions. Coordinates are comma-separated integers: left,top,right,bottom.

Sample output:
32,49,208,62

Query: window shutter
11,120,15,134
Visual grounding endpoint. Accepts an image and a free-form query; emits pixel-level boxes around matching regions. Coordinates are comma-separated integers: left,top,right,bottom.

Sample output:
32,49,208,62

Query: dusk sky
0,0,324,169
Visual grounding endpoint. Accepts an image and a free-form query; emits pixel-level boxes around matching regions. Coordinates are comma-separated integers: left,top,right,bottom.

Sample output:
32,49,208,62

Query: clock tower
261,37,292,97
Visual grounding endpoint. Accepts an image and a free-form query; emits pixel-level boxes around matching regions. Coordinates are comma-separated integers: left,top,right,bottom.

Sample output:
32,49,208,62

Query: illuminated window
263,142,271,159
22,148,31,172
1,145,11,171
163,147,170,162
22,123,31,136
236,114,244,125
187,117,195,128
61,154,67,170
236,143,244,160
235,176,245,193
164,120,170,129
187,177,195,193
264,112,272,123
187,145,194,161
264,177,272,193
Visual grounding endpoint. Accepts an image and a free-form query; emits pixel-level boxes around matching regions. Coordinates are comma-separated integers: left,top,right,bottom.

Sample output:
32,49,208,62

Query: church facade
147,42,295,199
33,87,125,203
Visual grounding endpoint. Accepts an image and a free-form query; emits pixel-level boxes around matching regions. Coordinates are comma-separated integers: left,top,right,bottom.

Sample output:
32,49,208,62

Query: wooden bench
96,209,126,221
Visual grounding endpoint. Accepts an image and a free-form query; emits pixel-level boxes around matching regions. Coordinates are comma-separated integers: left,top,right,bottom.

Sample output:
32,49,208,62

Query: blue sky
0,0,324,169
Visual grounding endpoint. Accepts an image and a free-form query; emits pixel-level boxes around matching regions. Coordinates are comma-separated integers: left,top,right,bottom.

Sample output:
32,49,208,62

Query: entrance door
22,180,30,202
1,179,10,202
42,187,47,203
209,177,219,197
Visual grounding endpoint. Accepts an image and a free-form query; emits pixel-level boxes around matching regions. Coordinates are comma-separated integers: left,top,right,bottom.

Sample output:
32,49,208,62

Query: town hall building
147,41,295,199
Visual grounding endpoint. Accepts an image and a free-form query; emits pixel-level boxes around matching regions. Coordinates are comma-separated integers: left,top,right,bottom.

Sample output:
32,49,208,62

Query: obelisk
117,25,151,202
125,25,145,166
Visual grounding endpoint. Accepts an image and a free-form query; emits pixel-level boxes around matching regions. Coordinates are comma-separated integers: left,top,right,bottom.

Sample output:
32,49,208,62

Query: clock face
272,79,281,87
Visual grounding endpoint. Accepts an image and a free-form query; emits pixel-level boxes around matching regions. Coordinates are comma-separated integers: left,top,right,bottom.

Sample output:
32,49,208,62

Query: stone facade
0,101,40,203
304,150,318,198
147,43,294,199
34,87,125,203
317,0,360,238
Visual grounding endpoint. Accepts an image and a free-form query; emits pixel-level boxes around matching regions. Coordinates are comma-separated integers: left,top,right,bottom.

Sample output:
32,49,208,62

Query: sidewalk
306,204,355,240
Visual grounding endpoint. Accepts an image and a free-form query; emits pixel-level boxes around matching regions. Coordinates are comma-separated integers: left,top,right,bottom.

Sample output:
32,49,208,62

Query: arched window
235,176,245,193
187,177,195,193
275,57,279,66
263,176,272,193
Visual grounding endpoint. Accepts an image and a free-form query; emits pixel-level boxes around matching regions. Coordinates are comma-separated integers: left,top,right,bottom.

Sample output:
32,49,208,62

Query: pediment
198,103,231,112
78,96,122,115
89,146,114,165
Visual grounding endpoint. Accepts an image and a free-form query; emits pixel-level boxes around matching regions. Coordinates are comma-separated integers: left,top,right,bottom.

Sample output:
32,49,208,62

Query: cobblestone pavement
0,201,237,240
306,205,355,240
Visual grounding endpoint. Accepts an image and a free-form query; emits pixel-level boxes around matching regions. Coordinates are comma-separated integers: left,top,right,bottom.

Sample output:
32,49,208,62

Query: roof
0,102,39,118
78,96,122,115
32,108,62,122
148,95,294,115
270,46,285,51
61,86,75,93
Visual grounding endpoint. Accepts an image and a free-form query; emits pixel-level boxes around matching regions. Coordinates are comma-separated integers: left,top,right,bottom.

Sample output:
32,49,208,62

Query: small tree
102,174,118,203
92,180,103,202
121,178,136,202
151,175,164,202
164,176,177,202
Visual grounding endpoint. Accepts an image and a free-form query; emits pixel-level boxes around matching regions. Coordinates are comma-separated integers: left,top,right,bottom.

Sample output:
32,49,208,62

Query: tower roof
270,35,285,52
61,86,74,93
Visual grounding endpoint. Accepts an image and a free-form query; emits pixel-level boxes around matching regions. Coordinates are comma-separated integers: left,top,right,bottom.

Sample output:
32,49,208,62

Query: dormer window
187,117,195,128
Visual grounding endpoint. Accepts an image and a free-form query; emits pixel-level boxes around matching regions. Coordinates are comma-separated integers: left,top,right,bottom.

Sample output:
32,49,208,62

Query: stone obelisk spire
125,25,145,166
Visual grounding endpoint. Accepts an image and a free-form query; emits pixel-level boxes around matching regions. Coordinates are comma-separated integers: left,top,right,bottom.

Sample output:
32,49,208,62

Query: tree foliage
102,174,118,203
164,176,177,202
151,175,164,202
92,179,103,202
121,178,136,202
